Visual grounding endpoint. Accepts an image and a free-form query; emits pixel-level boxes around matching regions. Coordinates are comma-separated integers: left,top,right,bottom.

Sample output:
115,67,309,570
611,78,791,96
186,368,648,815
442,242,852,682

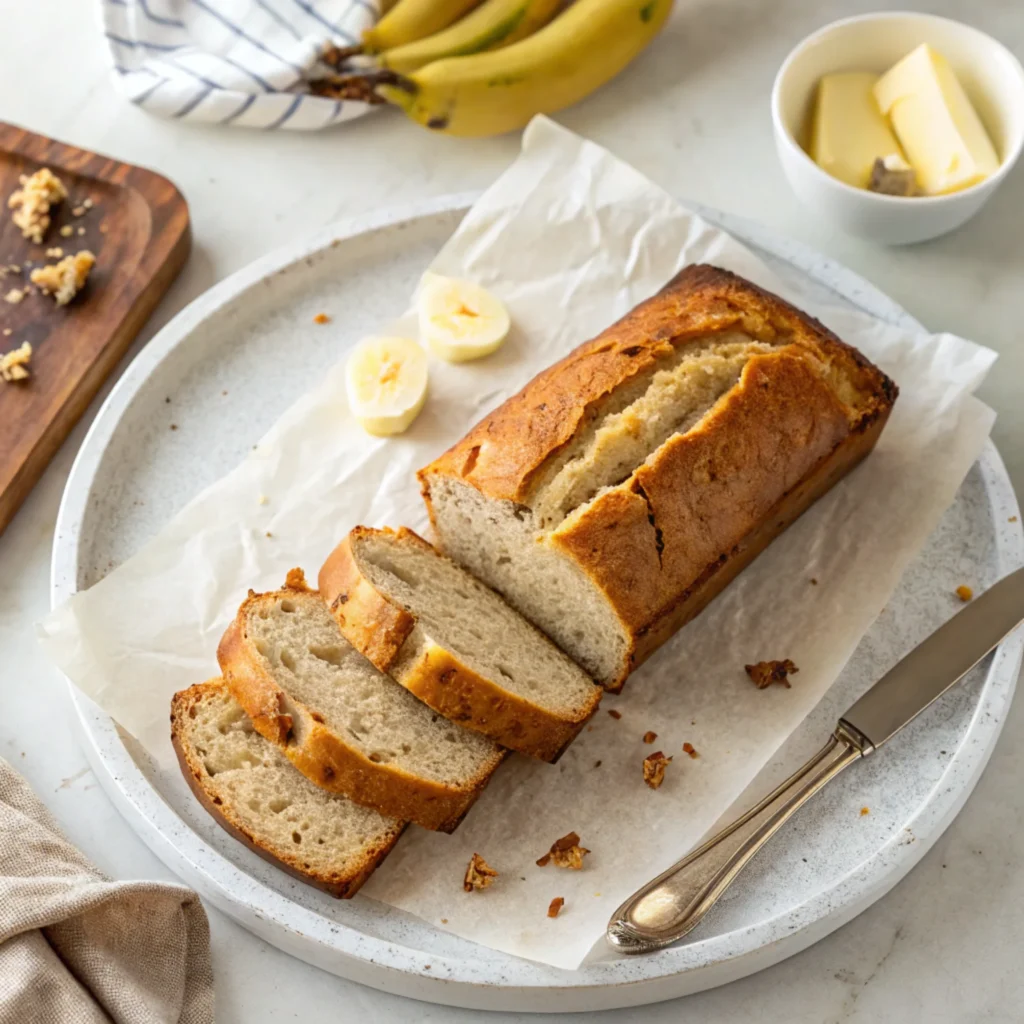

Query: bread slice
318,526,602,762
217,569,505,832
419,265,897,691
171,679,405,898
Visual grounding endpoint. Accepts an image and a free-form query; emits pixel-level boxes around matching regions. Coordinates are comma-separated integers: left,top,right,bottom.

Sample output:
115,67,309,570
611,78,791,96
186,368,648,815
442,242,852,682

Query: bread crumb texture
31,251,95,306
8,168,67,243
463,853,498,892
1,341,32,382
745,659,799,689
643,751,672,789
536,831,589,869
547,897,565,918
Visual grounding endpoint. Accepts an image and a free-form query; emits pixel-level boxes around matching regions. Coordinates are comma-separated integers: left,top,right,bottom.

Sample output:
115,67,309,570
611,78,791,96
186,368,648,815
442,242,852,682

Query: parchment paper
38,118,996,970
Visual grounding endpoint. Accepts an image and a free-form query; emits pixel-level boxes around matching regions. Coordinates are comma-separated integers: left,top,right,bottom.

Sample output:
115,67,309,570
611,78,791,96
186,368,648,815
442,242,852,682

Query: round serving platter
51,194,1024,1012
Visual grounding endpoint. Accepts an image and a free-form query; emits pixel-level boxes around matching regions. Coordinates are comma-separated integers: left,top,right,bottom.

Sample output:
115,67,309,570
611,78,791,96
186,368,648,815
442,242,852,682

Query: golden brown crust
170,680,405,899
418,264,896,506
319,531,416,669
319,526,600,762
217,575,504,832
419,266,898,691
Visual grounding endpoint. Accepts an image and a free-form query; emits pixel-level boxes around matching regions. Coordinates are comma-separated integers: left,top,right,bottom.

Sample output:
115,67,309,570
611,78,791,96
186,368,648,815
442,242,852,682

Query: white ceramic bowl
771,12,1024,244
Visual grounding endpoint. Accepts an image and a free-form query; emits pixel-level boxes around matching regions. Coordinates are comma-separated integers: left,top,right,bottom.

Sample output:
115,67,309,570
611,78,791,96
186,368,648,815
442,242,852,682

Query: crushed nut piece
440,918,448,924
258,494,269,505
30,251,95,306
682,742,699,759
547,897,565,918
745,659,799,689
1,341,32,382
8,168,67,243
642,730,657,744
956,585,973,602
537,831,590,869
643,751,672,789
607,709,621,720
71,205,86,217
4,288,25,304
463,853,498,892
59,225,74,238
7,264,19,273
83,197,94,209
313,312,331,324
45,247,63,258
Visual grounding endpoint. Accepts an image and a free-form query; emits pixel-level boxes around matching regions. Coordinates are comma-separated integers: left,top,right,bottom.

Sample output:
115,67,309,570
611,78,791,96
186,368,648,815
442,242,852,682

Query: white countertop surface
3,1,1023,1020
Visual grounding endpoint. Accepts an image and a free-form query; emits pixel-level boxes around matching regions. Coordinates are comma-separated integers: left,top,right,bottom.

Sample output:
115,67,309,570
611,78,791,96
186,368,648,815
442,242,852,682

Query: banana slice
417,273,511,363
345,335,428,436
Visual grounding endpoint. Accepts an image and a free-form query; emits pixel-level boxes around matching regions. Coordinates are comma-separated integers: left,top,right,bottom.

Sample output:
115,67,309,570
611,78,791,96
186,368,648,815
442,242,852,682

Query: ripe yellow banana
379,0,563,74
377,0,674,136
363,0,484,53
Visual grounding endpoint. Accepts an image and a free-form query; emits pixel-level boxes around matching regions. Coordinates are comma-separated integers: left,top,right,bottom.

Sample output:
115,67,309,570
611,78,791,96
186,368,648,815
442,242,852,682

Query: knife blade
840,565,1024,752
607,564,1024,954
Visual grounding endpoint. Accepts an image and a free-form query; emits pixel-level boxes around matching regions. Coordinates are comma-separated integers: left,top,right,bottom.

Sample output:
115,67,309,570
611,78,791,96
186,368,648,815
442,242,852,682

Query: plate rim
50,193,1024,1011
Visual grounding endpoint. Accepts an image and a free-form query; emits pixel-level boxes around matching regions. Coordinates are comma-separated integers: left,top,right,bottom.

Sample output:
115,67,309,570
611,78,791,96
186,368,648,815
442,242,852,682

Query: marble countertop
3,1,1023,1020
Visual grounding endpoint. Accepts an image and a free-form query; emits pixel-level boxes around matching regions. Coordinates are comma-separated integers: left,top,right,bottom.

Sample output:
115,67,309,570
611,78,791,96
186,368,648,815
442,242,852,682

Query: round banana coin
417,273,511,363
345,335,429,436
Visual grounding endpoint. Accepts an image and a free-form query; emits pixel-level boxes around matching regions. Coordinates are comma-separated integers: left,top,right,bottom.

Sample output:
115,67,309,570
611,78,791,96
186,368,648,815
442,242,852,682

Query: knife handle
606,725,867,954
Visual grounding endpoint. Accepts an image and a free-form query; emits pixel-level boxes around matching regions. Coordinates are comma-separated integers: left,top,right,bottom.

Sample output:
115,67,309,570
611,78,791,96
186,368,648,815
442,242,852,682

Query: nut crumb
0,341,32,382
59,225,74,238
547,897,565,919
682,742,699,759
72,205,86,217
265,531,273,538
860,806,870,816
537,831,589,869
313,312,331,324
77,227,86,236
2,328,10,336
643,751,672,789
955,585,973,602
30,251,95,306
1010,516,1018,523
258,495,269,505
82,198,94,210
45,247,63,258
4,288,25,304
440,918,448,924
642,730,657,744
607,709,621,720
745,659,798,689
8,168,67,243
463,853,498,892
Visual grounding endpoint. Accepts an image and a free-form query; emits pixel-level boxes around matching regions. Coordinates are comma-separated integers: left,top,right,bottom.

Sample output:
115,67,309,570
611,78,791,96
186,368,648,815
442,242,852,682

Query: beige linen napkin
0,757,213,1024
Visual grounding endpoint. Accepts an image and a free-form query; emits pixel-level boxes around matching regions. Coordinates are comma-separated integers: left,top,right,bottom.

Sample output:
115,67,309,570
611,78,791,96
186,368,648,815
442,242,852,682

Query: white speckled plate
51,195,1024,1012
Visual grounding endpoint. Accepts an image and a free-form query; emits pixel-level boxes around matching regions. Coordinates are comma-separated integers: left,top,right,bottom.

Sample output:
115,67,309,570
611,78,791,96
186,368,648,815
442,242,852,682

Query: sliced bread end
171,679,405,898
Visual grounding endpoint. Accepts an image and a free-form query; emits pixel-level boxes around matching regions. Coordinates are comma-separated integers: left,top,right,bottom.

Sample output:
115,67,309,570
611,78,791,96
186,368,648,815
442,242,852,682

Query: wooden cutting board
0,123,190,537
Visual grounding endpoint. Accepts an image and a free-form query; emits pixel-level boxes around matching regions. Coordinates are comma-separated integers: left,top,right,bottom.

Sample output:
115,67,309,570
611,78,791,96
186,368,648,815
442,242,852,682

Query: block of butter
811,72,907,189
874,43,999,195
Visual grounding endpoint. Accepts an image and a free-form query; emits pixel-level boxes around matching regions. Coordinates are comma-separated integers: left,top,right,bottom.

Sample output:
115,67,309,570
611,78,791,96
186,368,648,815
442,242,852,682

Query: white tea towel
100,0,380,129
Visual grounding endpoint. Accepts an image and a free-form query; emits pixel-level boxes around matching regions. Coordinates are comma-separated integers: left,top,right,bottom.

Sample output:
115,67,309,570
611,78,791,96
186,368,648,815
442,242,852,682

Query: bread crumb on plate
313,312,331,324
607,709,621,720
8,167,67,243
642,730,657,744
955,585,973,602
4,288,25,304
463,853,497,892
1,341,32,382
536,831,589,869
547,897,565,918
683,742,699,759
745,659,799,689
643,751,672,789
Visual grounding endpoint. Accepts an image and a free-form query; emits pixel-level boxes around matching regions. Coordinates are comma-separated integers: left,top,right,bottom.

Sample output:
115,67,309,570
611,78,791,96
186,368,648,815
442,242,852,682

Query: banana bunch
319,0,673,137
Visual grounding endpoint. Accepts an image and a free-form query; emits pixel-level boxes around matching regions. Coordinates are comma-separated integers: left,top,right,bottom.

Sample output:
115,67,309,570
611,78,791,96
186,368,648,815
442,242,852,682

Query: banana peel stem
311,69,417,106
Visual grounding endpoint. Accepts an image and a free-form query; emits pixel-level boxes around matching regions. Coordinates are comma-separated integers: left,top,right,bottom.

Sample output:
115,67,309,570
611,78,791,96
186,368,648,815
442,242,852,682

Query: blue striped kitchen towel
101,0,381,130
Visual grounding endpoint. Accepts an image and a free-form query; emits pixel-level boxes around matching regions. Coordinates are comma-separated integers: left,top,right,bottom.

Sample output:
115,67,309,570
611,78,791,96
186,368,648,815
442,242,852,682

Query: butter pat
811,72,906,189
874,44,999,195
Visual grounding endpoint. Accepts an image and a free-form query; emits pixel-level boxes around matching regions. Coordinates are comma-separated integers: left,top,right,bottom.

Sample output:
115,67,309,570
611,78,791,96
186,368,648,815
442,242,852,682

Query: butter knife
607,566,1024,955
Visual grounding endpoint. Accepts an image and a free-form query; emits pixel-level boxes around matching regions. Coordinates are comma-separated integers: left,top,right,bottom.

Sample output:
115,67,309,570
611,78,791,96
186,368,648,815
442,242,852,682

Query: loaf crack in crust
418,265,897,690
